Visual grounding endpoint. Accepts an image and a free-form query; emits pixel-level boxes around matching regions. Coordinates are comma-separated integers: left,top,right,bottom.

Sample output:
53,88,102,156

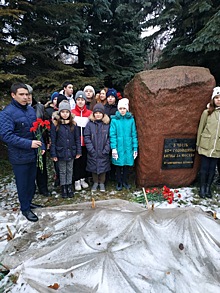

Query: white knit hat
212,87,220,99
83,85,95,96
118,98,129,111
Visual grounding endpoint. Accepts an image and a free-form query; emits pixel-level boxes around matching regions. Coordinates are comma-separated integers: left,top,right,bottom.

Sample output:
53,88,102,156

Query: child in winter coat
50,100,81,198
71,91,92,191
84,103,111,192
196,86,220,198
110,98,138,190
95,87,108,105
84,85,96,110
104,88,118,118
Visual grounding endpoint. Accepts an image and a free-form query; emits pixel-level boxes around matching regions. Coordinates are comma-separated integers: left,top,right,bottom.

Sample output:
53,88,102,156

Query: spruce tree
143,0,220,83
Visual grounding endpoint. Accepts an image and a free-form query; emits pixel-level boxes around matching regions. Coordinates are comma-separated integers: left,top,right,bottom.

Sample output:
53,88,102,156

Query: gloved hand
112,149,118,160
133,151,138,160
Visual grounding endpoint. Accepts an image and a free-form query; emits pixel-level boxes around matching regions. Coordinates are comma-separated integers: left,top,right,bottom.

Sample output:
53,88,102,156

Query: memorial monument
124,66,216,187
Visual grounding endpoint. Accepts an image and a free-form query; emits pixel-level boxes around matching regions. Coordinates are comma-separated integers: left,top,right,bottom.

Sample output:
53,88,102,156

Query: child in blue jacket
110,98,138,190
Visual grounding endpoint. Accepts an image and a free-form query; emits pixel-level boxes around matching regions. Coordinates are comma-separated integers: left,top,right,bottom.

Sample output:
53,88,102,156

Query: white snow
0,187,220,292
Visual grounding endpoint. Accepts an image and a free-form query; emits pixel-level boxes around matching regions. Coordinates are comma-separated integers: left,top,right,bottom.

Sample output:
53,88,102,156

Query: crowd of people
1,81,220,223
0,82,138,222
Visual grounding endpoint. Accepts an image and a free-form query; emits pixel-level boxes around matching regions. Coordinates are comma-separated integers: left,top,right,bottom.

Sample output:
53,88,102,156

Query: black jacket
104,103,117,117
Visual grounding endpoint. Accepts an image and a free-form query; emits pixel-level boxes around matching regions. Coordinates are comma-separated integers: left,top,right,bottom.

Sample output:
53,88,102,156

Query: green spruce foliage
0,0,149,96
143,0,220,83
1,0,220,98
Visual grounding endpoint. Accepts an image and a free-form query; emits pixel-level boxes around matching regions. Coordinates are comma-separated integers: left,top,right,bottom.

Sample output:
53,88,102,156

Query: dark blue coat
84,114,111,174
0,99,37,165
50,115,81,161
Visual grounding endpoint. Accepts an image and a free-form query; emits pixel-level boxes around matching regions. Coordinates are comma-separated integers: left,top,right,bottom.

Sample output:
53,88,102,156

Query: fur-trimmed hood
88,113,110,124
52,110,76,126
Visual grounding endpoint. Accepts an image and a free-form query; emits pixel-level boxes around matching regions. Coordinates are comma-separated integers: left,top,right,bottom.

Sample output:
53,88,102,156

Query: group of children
49,85,138,198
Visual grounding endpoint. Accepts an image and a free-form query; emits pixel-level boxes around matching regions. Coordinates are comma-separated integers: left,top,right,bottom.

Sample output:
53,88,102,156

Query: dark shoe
116,183,122,191
30,203,44,209
199,185,206,198
22,210,38,222
123,182,131,189
61,185,68,198
199,173,207,199
205,172,215,198
67,184,74,198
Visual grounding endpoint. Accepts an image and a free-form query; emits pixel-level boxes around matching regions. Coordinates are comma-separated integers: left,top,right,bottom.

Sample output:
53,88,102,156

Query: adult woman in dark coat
84,103,111,192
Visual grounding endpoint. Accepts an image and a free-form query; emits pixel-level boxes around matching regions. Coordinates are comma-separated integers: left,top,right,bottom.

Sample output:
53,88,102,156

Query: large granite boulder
124,66,216,187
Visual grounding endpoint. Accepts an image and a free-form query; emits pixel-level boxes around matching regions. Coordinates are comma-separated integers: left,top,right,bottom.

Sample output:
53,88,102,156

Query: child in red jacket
71,91,92,191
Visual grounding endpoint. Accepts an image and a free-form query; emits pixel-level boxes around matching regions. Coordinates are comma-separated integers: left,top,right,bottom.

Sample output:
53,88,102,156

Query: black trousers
12,162,37,212
73,146,88,181
36,151,48,193
200,155,218,175
115,166,129,183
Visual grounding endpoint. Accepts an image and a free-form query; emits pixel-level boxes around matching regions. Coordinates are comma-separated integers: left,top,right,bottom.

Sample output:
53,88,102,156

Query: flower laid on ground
134,186,180,205
30,118,50,171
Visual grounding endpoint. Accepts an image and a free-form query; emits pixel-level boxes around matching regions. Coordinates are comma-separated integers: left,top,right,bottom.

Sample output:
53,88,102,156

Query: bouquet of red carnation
30,118,50,171
134,186,181,205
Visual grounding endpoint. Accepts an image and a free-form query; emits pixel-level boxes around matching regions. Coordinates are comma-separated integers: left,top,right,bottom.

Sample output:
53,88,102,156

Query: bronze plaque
162,138,196,169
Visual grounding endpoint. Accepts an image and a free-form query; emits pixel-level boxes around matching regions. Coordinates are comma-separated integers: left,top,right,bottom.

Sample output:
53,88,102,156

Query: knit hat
84,85,95,96
118,98,129,111
93,103,105,115
75,90,87,101
51,91,59,102
57,94,68,107
25,84,33,94
58,100,71,113
212,87,220,99
106,88,118,99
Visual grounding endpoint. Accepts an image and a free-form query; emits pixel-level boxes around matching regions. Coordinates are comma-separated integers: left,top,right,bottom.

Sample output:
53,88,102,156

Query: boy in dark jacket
84,103,111,192
0,83,45,222
104,88,118,118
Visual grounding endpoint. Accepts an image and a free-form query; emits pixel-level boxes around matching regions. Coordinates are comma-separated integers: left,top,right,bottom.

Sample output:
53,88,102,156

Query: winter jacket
59,90,76,110
0,99,37,165
71,105,92,146
50,113,81,161
196,108,220,158
31,98,46,119
44,101,58,121
110,111,138,166
104,103,117,117
84,114,111,174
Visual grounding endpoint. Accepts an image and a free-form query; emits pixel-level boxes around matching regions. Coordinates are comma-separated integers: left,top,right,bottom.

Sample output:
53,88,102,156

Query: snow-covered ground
0,178,220,292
